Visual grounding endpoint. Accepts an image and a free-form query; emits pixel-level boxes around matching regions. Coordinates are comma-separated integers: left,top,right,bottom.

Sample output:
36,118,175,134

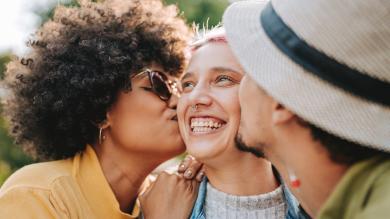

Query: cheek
215,89,241,145
177,94,190,143
110,98,165,144
177,96,187,122
111,108,153,142
177,95,189,132
221,88,241,126
240,100,251,122
238,85,255,133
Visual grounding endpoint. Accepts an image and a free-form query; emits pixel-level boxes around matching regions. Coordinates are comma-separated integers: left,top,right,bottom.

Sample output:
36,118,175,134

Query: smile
190,117,226,134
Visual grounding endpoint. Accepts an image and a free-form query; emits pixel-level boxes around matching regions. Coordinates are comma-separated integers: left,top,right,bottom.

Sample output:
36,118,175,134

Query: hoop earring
99,128,106,144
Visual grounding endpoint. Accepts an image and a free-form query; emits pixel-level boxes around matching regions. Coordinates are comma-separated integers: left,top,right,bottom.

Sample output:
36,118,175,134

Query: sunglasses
132,69,180,101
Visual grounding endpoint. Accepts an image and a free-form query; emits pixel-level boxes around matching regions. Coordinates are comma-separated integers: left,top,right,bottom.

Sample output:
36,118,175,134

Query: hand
139,172,199,219
178,155,205,182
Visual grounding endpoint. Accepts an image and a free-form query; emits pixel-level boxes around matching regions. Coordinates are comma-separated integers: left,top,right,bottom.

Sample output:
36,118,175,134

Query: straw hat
223,0,390,151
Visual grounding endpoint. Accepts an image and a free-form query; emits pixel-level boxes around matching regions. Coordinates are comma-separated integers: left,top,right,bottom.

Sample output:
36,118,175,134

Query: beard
235,133,265,158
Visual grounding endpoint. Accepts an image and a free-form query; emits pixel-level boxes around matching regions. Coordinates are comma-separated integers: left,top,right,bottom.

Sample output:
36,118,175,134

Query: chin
186,142,223,162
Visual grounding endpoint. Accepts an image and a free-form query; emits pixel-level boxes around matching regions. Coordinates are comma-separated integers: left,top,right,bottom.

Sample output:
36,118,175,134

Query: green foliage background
0,0,228,185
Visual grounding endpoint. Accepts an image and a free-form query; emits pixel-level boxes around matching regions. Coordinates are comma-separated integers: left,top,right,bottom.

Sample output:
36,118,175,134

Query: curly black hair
2,0,191,161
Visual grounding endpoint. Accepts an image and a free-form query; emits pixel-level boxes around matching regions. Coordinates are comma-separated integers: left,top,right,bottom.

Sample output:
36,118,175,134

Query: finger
148,173,157,182
192,178,200,192
183,162,203,180
157,171,181,188
164,165,178,175
195,168,205,182
178,155,194,173
184,178,200,194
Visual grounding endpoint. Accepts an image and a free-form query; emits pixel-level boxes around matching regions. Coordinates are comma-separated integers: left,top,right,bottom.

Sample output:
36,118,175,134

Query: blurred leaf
0,160,11,184
37,0,80,24
0,54,11,79
0,54,34,186
0,110,33,186
165,0,229,27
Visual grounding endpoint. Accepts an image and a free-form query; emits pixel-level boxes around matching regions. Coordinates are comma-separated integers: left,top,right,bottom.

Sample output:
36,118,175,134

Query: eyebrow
181,67,243,81
181,72,194,80
211,67,242,75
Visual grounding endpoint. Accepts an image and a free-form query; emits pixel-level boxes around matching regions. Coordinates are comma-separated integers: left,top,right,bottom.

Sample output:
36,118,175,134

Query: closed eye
141,86,153,91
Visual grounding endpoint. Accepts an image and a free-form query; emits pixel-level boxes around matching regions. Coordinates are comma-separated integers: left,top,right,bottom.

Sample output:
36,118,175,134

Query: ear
99,121,110,129
99,111,112,129
271,100,295,125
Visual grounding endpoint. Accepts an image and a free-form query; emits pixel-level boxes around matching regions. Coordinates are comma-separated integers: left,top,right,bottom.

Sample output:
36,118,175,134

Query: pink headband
190,35,227,52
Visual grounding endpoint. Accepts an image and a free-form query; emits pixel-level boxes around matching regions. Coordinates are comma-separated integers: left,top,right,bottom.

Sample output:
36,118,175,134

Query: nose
187,82,212,110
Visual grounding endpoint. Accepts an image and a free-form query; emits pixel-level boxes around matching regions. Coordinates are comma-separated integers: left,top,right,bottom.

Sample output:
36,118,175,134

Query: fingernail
179,164,185,170
184,170,193,178
198,172,204,180
184,156,191,162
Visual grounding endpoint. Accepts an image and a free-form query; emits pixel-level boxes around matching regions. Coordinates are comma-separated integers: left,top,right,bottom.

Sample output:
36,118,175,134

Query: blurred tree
165,0,229,27
0,0,86,186
0,1,81,186
0,55,34,185
0,113,34,184
0,55,11,79
36,0,80,24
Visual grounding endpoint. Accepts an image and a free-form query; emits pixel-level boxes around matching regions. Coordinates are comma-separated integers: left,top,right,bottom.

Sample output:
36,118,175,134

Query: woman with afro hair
0,0,198,218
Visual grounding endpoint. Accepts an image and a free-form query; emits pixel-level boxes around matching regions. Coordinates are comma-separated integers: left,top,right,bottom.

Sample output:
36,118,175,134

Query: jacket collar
73,145,140,219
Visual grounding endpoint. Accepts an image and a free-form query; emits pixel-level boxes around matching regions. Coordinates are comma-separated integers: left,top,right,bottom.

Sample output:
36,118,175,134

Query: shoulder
367,157,390,198
0,159,73,194
356,158,390,218
0,159,79,218
367,158,390,200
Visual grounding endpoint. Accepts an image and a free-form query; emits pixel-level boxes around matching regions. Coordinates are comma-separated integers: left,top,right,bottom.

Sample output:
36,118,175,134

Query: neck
204,151,279,196
298,158,348,217
269,127,349,217
94,140,164,213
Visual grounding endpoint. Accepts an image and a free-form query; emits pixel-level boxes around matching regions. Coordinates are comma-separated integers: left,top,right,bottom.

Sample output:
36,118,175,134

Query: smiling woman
0,0,197,218
179,43,244,161
176,28,301,219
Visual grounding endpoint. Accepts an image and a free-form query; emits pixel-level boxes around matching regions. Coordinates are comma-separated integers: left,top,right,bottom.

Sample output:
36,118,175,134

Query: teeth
193,127,213,133
190,118,225,131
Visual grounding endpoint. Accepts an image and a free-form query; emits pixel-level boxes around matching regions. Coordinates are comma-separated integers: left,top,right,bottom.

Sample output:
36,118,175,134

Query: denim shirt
189,178,310,219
